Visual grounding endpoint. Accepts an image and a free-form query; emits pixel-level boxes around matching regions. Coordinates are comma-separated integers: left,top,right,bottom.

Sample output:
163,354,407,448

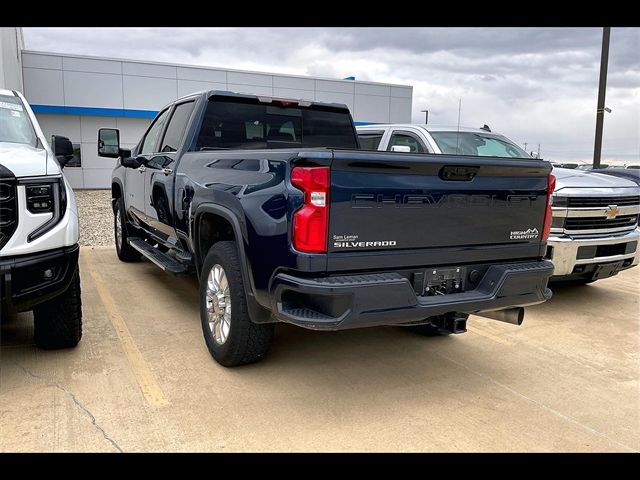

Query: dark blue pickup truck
98,91,554,367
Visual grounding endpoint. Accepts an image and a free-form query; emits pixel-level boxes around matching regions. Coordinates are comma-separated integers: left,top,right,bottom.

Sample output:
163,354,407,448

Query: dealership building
0,27,413,189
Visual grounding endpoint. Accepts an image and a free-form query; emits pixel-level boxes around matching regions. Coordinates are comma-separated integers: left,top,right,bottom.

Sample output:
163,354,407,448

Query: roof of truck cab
0,88,16,96
356,124,502,134
165,89,350,112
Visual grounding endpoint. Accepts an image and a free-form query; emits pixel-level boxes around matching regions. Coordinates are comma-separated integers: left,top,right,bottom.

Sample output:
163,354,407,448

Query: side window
141,108,171,155
160,101,196,153
357,131,384,150
387,132,427,153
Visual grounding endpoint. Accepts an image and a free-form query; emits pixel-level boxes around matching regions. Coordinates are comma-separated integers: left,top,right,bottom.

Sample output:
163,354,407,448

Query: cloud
23,27,639,163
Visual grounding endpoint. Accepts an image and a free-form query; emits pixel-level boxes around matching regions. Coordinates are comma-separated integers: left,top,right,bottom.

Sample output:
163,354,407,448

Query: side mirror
390,145,412,153
120,155,142,169
98,128,121,158
52,135,74,168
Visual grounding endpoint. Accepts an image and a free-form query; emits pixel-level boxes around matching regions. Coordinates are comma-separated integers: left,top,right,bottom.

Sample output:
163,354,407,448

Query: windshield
0,94,36,146
430,131,530,159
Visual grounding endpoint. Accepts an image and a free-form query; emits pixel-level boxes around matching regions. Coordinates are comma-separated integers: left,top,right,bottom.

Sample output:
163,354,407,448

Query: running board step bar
127,238,189,275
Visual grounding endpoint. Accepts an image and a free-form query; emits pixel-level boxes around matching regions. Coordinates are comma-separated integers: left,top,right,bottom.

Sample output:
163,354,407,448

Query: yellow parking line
84,253,170,408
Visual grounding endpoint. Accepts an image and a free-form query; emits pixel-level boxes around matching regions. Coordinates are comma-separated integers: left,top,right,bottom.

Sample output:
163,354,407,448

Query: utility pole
537,144,541,159
455,99,462,154
524,142,528,152
421,109,429,124
593,27,611,169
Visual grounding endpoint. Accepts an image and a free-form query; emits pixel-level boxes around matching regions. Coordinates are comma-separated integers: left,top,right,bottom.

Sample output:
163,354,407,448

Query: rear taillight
291,166,330,253
542,174,556,241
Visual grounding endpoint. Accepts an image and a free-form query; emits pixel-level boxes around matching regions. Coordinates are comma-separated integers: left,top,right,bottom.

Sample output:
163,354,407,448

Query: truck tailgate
328,151,551,257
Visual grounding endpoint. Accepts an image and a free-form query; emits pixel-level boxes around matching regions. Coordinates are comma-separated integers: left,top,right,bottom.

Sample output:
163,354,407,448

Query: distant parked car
591,168,640,186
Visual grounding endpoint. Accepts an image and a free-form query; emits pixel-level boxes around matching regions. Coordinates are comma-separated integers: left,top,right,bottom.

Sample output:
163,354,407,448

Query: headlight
551,195,568,207
26,184,54,213
551,216,565,229
20,177,67,242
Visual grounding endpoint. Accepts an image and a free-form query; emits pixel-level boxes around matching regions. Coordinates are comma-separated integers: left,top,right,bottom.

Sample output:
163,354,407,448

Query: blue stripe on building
30,105,159,119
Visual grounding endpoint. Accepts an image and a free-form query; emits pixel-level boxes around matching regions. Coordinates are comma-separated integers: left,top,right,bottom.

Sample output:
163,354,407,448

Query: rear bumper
0,244,79,312
547,228,639,278
269,260,554,330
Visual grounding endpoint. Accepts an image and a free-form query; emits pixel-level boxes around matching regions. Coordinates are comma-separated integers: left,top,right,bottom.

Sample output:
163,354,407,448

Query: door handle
138,165,146,173
439,165,479,181
162,167,173,176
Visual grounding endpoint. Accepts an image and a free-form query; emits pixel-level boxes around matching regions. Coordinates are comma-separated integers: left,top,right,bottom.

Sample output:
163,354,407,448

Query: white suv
0,88,82,348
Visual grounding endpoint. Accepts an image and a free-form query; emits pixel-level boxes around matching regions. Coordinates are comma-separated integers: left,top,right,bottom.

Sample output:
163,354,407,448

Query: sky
24,27,639,164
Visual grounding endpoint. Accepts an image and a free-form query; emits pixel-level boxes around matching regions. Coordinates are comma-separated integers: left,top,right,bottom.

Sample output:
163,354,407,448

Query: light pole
421,109,429,124
593,27,611,169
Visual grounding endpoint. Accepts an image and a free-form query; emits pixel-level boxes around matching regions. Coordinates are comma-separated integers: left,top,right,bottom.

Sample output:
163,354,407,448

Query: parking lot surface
1,246,638,452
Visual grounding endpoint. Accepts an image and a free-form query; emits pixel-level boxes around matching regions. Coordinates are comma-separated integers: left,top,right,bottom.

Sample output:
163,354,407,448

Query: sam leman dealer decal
510,228,539,240
333,234,397,248
334,240,398,248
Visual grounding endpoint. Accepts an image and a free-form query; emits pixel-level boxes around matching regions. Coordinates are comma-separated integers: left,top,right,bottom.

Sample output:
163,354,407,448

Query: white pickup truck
0,88,82,348
356,124,640,284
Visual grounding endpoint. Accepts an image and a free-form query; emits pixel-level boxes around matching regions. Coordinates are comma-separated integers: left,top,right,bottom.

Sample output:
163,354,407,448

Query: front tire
114,197,141,262
33,267,83,349
199,241,274,367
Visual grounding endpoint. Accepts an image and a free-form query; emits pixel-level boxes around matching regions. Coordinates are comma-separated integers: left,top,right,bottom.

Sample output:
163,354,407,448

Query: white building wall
0,27,24,91
35,113,149,189
22,50,413,189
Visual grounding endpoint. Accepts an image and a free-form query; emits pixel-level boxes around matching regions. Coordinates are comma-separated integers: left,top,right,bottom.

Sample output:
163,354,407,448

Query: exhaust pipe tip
476,307,525,325
513,308,524,325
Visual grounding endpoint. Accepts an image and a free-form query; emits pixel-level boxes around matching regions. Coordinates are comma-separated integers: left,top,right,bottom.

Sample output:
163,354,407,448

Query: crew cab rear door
143,99,197,244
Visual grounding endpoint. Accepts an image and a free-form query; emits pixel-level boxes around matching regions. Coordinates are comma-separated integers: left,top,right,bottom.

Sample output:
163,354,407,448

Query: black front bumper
1,244,79,312
269,260,554,330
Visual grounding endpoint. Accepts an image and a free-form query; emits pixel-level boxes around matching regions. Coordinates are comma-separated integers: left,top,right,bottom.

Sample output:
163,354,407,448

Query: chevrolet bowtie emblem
605,205,619,219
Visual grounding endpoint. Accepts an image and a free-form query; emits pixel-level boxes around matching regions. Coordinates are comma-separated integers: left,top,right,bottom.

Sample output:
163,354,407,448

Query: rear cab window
195,96,359,150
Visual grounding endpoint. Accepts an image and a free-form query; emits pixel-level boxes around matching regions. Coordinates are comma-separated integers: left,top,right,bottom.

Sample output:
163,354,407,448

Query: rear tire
114,197,142,262
199,241,274,367
33,267,83,349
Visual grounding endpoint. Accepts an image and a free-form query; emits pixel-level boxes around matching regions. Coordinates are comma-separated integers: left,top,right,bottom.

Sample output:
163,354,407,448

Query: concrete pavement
1,246,638,452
